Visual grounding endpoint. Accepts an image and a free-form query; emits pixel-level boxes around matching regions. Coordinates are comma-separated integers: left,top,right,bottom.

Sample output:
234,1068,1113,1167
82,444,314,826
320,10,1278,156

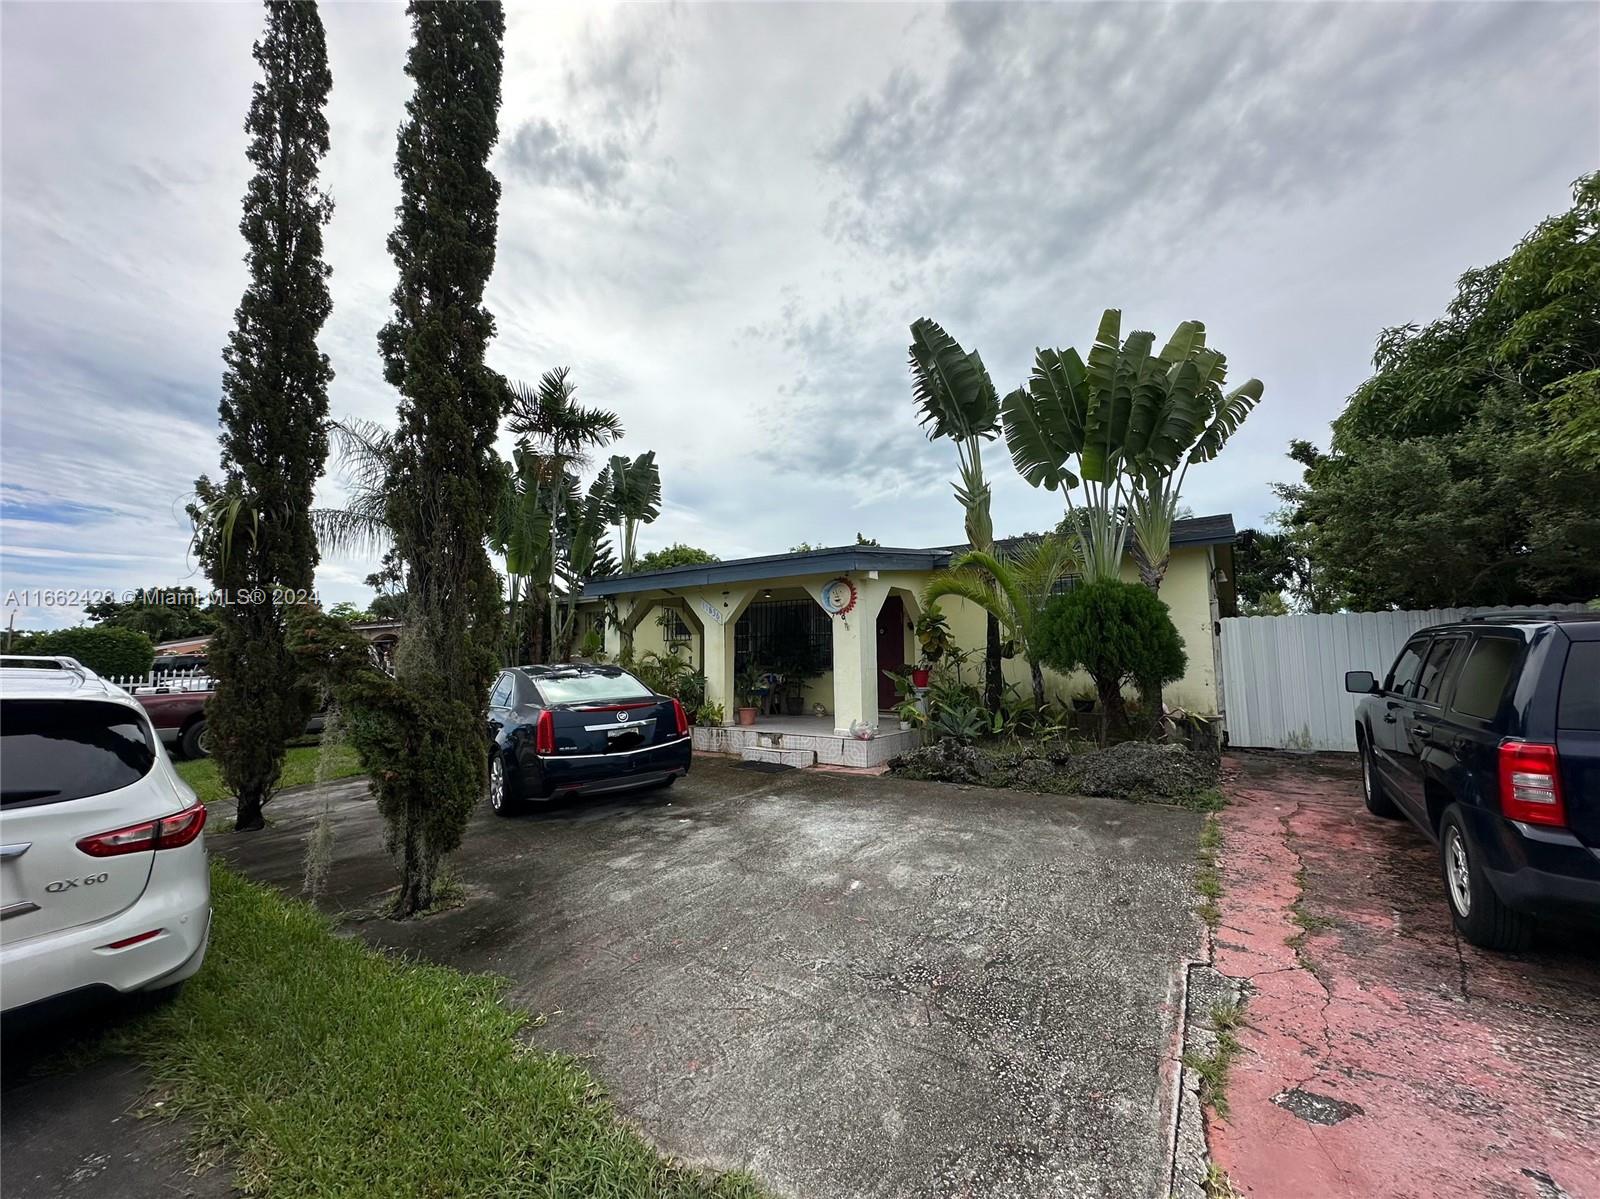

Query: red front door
876,595,906,712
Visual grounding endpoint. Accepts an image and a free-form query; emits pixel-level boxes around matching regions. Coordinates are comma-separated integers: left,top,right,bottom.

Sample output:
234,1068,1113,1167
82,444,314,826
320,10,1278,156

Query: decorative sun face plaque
819,577,857,617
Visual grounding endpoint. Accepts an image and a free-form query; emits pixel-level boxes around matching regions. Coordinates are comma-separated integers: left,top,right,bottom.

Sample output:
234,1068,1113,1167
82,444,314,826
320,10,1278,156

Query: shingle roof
582,514,1235,597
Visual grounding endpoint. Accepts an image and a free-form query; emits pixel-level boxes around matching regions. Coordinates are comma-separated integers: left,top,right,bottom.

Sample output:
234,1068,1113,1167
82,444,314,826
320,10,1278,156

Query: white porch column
686,586,754,723
805,575,890,735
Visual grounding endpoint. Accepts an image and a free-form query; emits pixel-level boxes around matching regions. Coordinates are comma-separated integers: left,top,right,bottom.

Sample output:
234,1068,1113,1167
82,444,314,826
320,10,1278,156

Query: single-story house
584,514,1237,763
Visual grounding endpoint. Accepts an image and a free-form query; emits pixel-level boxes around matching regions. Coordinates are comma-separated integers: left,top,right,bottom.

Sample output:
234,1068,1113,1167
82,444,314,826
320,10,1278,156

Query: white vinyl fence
105,670,216,695
1220,605,1587,751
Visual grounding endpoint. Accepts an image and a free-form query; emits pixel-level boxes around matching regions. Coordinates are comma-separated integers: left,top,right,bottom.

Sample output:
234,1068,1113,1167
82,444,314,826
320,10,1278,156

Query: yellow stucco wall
597,547,1220,725
930,546,1217,713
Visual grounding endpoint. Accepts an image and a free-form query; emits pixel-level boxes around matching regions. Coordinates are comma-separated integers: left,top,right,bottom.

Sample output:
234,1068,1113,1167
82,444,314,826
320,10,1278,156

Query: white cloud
2,0,1595,633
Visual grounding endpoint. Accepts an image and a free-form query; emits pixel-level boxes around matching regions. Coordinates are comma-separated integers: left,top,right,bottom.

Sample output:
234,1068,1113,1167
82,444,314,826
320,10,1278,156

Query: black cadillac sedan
484,664,692,814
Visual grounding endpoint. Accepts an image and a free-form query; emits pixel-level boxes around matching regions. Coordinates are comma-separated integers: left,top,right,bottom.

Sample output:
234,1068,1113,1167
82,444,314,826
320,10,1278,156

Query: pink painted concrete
1210,753,1598,1199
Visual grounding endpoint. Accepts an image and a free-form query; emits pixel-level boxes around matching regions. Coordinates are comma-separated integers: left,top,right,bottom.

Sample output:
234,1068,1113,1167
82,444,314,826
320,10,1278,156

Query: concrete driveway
1211,753,1600,1199
216,757,1205,1198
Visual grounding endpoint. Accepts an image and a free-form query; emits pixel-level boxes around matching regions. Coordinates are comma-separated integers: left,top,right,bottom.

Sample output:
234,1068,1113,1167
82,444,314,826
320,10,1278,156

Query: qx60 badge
46,872,110,893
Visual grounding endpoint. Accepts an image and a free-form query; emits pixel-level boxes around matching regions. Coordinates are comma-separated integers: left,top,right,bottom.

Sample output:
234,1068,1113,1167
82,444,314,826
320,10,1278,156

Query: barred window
734,600,832,673
1050,575,1081,596
662,609,692,646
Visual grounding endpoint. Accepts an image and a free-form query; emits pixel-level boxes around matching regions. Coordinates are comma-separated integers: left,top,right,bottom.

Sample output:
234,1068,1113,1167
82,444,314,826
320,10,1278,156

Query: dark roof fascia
582,514,1235,597
582,547,951,597
935,514,1238,554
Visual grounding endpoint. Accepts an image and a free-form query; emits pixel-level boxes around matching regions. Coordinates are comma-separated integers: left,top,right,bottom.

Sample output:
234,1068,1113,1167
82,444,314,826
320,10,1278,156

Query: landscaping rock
889,737,1220,805
1060,741,1220,801
887,741,995,784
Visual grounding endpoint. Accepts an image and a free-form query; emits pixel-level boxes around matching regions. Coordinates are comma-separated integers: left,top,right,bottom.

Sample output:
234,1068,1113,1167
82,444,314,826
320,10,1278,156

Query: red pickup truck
134,685,326,760
135,687,214,760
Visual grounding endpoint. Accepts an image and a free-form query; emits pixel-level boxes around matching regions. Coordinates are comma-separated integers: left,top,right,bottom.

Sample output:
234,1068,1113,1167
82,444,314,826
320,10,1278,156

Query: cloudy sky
2,1,1595,630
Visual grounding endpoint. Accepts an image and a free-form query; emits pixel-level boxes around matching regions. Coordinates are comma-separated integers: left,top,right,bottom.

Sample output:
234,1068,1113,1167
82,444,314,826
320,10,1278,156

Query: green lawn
175,742,364,806
92,862,765,1198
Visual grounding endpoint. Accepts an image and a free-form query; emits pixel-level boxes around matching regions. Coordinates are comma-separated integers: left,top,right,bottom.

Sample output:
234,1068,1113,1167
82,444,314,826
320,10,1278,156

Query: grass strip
175,743,364,806
1182,1001,1245,1120
97,861,765,1198
1194,815,1224,929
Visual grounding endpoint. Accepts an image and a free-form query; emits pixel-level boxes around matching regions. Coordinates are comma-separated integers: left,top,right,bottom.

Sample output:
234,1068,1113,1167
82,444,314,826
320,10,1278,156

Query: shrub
1036,579,1186,733
19,626,155,678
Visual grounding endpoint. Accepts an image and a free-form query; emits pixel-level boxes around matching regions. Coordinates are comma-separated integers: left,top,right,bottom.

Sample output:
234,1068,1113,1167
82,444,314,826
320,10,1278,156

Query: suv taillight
535,709,555,755
1498,741,1566,828
671,698,689,736
77,801,208,858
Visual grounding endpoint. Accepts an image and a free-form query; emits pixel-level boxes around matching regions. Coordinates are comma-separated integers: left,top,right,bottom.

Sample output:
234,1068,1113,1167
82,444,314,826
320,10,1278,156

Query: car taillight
1498,741,1566,828
78,801,208,858
671,698,689,736
535,709,555,755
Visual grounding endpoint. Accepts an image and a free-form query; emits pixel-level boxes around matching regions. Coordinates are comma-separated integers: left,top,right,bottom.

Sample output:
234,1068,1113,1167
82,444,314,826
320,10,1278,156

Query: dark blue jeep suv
1344,611,1599,950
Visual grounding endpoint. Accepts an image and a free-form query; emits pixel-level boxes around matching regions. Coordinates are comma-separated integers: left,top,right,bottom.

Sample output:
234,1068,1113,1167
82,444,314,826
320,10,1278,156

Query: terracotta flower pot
737,707,758,726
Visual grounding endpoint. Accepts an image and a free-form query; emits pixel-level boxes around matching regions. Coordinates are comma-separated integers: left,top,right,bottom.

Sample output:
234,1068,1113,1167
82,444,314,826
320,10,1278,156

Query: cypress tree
192,0,333,832
374,0,507,915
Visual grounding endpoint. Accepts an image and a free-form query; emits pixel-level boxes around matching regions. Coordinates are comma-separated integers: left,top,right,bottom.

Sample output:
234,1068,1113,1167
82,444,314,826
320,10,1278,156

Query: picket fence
1220,605,1588,752
105,670,216,694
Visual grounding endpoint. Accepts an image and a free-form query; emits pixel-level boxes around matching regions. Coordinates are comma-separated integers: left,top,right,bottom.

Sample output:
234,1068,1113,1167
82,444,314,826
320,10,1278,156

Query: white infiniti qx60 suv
1,657,210,1016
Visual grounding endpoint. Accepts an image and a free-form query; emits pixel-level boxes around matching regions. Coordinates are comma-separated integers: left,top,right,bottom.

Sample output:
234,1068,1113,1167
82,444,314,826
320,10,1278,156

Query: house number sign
819,577,857,617
695,597,724,625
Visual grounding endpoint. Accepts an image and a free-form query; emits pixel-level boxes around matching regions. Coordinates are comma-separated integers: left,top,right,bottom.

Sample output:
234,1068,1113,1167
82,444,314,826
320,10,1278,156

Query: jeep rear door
1554,633,1600,848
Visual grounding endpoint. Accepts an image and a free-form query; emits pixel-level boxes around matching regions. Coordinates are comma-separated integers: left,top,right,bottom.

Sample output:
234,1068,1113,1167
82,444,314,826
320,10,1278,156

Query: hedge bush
13,626,155,678
1036,579,1186,732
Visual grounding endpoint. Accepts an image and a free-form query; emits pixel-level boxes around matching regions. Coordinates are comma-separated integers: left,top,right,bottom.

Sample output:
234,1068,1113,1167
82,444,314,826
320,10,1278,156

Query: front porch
692,714,923,769
585,544,953,751
691,717,928,771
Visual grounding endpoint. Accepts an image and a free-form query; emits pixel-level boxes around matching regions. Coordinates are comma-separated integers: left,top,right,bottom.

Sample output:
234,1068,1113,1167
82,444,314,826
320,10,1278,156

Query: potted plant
914,608,952,688
735,663,763,726
895,698,926,732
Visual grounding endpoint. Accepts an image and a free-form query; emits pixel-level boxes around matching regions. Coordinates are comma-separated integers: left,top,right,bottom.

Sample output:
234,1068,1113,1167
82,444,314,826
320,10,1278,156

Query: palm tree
600,450,662,659
1124,325,1263,591
506,368,623,652
908,317,1005,710
488,443,553,664
1001,310,1262,590
552,471,615,660
308,418,395,558
604,451,661,572
922,536,1079,710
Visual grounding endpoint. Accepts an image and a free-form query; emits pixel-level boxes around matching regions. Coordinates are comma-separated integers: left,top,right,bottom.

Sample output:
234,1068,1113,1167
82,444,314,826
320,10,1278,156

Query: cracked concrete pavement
1208,753,1600,1199
206,757,1206,1198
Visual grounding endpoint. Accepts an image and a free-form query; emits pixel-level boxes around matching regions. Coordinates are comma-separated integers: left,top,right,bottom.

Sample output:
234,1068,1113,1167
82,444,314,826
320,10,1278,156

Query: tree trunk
234,790,267,832
1097,676,1128,743
1134,557,1166,721
393,804,433,918
984,614,1003,712
1133,542,1168,593
1029,659,1046,712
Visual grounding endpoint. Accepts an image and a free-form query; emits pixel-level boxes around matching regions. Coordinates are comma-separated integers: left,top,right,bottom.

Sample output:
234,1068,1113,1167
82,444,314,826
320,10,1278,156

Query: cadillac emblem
617,710,630,723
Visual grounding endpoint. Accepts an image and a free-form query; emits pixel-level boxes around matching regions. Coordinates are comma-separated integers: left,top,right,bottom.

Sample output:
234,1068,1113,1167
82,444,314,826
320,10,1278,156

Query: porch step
738,746,816,769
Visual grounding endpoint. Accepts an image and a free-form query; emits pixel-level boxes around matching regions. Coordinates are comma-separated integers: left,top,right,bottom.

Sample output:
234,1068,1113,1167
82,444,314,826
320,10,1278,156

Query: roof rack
0,654,90,678
1458,608,1597,623
517,663,623,677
